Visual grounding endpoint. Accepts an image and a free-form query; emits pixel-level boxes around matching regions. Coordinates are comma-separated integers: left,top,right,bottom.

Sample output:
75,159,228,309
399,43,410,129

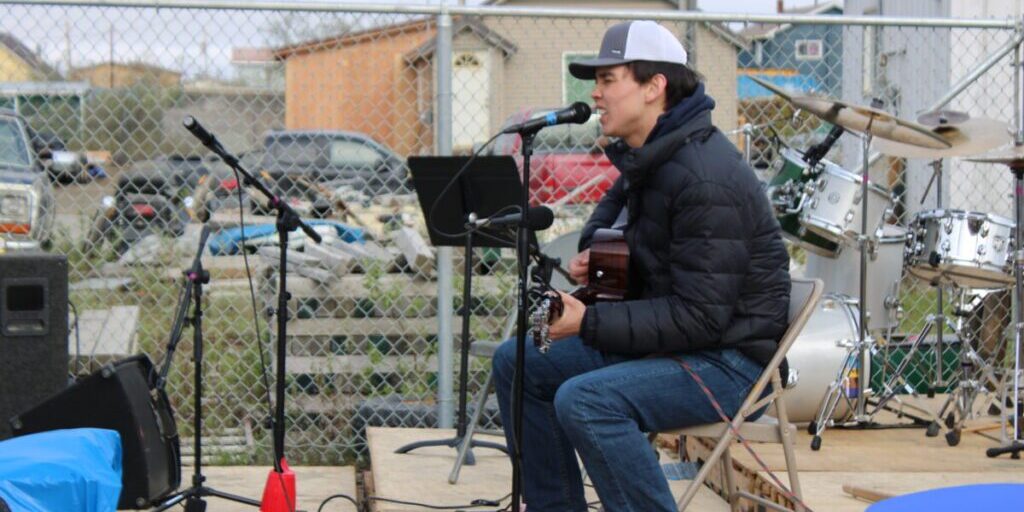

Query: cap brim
569,58,633,79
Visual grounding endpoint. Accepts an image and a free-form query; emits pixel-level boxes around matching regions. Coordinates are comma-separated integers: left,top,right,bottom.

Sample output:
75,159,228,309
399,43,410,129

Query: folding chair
670,277,823,511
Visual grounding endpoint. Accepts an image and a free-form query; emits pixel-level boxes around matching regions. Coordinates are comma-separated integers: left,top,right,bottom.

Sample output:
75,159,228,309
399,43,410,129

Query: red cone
260,458,297,512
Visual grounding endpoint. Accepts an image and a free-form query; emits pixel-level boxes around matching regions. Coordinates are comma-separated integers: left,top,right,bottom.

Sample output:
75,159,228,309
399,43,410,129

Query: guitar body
571,228,630,304
532,228,630,352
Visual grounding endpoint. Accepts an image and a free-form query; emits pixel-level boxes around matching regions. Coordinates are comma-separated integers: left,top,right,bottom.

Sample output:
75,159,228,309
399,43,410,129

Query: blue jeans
492,336,765,512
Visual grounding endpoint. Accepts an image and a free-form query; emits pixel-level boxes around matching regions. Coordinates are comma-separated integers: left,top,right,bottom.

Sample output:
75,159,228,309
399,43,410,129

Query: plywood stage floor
364,400,1024,511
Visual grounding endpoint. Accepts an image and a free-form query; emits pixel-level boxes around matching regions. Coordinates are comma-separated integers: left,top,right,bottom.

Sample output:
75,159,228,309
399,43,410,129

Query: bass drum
777,294,861,423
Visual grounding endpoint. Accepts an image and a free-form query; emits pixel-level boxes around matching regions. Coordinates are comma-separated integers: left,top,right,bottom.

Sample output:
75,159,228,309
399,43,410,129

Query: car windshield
266,135,323,166
328,139,382,167
0,118,32,168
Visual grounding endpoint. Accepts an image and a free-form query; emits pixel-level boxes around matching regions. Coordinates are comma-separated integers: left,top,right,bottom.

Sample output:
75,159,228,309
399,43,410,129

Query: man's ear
644,73,668,107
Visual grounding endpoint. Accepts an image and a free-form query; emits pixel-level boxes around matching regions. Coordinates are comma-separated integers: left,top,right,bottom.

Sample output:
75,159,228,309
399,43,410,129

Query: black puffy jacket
578,107,791,369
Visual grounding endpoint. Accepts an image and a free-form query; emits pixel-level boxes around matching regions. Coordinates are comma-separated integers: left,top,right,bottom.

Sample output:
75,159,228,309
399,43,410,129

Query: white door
452,51,490,153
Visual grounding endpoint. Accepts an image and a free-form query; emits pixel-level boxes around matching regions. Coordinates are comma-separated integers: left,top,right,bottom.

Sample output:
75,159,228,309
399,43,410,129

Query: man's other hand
569,249,590,285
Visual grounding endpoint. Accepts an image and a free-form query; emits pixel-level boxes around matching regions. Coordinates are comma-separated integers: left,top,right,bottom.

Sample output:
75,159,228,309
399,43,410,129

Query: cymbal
966,144,1024,167
873,110,1010,159
749,76,950,149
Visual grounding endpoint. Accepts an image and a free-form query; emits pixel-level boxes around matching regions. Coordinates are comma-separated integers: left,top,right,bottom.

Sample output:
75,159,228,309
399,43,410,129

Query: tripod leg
810,349,857,450
451,371,495,482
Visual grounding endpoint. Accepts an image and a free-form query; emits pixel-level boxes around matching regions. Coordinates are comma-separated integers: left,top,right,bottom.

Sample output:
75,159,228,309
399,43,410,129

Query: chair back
738,278,823,415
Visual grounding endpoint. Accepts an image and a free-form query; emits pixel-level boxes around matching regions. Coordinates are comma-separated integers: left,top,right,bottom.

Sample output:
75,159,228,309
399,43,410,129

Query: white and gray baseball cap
569,20,688,80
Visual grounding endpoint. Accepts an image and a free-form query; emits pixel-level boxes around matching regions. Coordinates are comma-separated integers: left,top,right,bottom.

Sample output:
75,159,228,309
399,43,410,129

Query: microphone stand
511,130,538,512
155,226,261,511
182,117,322,495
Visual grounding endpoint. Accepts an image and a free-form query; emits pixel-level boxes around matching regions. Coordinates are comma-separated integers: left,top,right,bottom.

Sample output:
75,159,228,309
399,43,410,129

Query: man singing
492,20,791,511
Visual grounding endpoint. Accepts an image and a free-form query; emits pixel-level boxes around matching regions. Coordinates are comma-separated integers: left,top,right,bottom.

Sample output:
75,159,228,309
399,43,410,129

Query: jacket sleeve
580,172,752,354
578,175,626,252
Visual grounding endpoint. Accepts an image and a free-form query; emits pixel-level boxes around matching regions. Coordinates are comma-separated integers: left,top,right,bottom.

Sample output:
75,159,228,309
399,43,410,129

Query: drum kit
750,76,1024,456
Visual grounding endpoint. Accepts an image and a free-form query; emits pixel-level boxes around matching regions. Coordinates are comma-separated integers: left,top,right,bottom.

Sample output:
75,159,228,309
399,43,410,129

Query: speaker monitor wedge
10,355,181,510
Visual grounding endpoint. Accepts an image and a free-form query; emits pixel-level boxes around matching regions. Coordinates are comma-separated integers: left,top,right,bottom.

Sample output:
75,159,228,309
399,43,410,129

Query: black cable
426,131,513,240
232,168,295,512
316,493,360,512
68,299,82,378
232,169,275,429
365,494,509,510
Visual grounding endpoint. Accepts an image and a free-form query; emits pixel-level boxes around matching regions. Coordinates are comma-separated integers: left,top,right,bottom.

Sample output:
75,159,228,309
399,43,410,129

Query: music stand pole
393,218,506,460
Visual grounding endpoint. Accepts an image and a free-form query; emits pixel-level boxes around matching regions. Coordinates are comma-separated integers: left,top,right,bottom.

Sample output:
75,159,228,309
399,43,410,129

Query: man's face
592,65,647,140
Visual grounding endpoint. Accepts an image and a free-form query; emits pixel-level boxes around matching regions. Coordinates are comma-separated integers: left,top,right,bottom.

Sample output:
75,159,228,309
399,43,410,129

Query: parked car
491,108,618,205
83,156,213,256
0,109,55,250
26,128,93,184
259,130,410,202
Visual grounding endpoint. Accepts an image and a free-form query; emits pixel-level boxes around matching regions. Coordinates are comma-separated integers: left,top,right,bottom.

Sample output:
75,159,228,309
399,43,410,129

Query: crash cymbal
966,144,1024,167
749,76,951,149
874,110,1010,159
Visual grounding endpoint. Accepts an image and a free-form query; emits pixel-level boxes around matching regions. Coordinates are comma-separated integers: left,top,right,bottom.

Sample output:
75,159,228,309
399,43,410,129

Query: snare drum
767,148,841,257
779,294,861,423
799,163,893,245
906,209,1015,289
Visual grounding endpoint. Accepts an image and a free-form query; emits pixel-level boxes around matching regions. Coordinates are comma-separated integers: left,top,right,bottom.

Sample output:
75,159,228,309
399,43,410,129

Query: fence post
435,3,455,429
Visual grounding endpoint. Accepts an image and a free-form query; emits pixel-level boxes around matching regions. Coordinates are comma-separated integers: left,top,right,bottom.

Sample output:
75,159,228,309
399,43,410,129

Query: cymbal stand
809,128,879,450
986,161,1024,458
809,124,934,451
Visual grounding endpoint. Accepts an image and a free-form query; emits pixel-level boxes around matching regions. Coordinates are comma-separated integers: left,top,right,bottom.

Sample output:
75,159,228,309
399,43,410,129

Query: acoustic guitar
531,228,629,352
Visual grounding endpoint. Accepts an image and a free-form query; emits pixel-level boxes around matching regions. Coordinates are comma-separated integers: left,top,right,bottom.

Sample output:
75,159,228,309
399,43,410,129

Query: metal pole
934,159,945,393
857,130,873,419
8,0,1017,29
435,6,455,429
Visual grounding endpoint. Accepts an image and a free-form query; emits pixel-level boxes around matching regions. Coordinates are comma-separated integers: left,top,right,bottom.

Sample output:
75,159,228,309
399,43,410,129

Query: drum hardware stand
920,159,949,399
809,115,935,450
930,293,1010,446
985,162,1024,458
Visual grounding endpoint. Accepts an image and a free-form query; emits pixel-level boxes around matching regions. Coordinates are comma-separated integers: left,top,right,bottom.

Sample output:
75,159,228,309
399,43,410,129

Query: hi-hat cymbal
873,110,1010,159
749,76,951,149
966,144,1024,167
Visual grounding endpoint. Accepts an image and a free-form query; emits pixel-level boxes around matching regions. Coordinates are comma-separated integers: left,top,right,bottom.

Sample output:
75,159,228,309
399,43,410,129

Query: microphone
502,103,592,135
471,206,554,231
802,124,845,168
183,115,217,148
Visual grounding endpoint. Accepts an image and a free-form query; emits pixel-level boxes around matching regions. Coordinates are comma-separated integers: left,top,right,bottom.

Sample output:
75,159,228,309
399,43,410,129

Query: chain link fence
0,2,1019,464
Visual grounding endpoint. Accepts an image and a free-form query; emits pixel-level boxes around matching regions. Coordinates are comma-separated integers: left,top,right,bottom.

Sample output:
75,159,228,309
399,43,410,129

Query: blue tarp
0,428,122,512
738,74,823,99
868,483,1024,511
208,219,366,255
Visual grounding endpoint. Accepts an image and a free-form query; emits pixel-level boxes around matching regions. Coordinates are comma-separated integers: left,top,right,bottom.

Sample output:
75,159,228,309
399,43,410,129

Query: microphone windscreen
528,206,555,231
570,102,592,124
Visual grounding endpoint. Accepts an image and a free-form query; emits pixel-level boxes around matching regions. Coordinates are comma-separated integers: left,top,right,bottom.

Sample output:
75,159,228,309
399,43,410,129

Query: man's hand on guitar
569,249,590,285
548,291,585,340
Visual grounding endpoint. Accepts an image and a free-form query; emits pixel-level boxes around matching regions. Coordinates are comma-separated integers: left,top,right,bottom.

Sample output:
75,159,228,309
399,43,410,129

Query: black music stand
394,155,524,463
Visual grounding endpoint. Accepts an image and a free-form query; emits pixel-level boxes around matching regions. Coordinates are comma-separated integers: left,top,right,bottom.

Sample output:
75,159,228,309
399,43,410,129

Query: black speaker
0,252,68,439
10,355,181,509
